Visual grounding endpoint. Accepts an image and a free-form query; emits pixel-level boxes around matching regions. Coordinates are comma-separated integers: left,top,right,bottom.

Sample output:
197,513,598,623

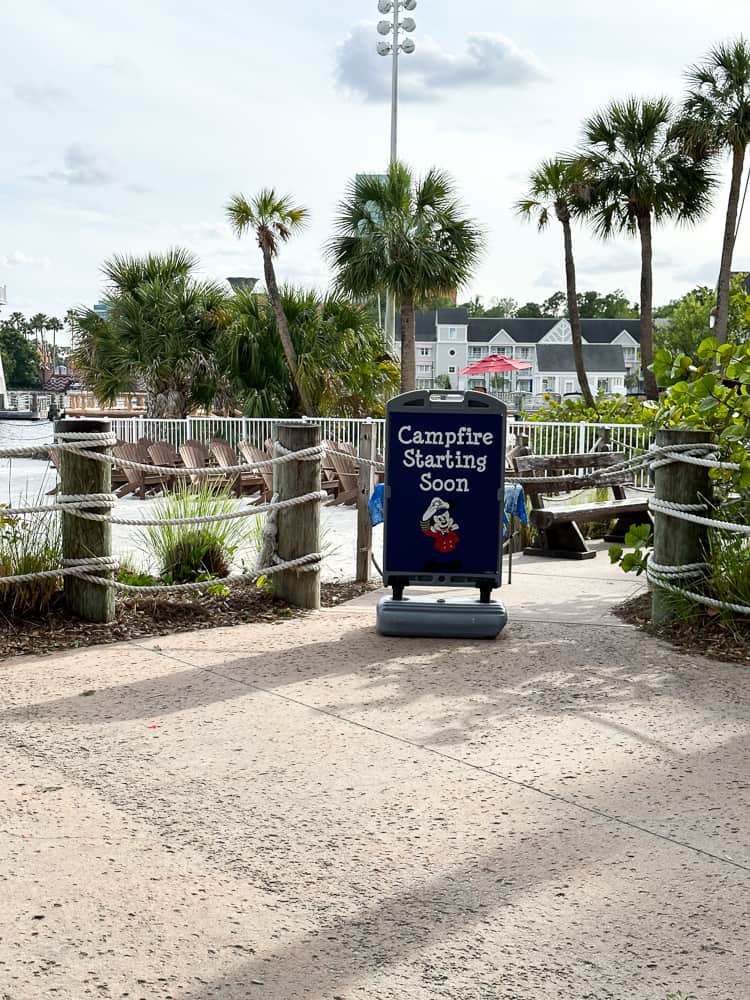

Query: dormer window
448,327,457,339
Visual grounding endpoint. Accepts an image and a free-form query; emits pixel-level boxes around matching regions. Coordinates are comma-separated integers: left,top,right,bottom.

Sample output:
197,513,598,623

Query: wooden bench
513,452,652,560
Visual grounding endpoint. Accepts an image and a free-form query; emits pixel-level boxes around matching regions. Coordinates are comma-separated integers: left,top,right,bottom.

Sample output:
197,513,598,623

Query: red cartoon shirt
423,528,460,553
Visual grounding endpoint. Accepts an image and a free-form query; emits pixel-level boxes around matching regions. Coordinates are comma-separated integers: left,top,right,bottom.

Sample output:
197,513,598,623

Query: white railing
110,416,389,454
3,391,66,413
109,415,653,486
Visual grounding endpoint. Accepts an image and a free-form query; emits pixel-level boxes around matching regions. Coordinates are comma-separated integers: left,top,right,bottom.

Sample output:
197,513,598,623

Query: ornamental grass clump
140,481,251,584
706,528,750,618
0,504,62,614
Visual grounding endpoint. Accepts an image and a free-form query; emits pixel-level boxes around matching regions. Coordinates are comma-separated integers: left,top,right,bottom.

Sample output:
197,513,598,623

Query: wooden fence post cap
55,417,112,435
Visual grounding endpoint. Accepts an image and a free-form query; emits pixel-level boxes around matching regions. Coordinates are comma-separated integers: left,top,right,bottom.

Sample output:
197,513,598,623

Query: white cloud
11,82,71,109
335,26,549,103
533,267,560,288
180,222,235,242
33,144,116,187
578,247,651,275
673,260,718,285
0,250,51,268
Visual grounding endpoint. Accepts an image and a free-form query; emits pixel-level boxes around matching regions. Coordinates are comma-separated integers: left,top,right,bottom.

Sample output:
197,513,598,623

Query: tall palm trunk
262,251,316,416
714,144,746,345
637,213,658,401
561,215,595,408
400,294,416,393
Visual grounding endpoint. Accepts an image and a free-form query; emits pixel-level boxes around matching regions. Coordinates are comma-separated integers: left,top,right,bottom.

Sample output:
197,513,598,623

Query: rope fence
0,427,325,614
1,428,747,618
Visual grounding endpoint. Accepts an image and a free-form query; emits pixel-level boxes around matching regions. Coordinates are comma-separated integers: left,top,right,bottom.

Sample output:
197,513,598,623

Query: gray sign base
376,594,507,639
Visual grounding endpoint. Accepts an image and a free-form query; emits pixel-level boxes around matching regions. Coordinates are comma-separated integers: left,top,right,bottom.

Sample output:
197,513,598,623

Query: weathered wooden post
356,421,375,582
55,417,116,623
592,427,613,452
651,428,713,625
274,421,321,610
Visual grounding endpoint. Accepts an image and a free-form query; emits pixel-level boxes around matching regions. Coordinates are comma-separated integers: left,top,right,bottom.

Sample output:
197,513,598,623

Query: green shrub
0,504,62,614
653,336,750,492
139,481,251,584
525,393,657,426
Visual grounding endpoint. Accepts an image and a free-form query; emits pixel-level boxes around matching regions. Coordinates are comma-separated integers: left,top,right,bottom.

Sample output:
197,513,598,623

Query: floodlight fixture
374,0,418,355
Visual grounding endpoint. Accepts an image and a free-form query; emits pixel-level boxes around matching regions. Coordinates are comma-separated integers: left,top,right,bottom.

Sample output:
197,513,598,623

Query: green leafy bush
653,336,750,492
609,523,653,575
0,505,62,614
526,393,657,425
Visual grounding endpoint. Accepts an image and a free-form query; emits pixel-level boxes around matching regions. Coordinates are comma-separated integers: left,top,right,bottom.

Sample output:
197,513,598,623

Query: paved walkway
1,544,748,1000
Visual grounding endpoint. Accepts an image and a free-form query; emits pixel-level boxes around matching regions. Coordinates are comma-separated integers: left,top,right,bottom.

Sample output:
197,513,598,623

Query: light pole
377,0,416,353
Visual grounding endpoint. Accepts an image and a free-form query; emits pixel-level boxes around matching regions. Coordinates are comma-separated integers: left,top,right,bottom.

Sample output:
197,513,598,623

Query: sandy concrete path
1,547,748,1000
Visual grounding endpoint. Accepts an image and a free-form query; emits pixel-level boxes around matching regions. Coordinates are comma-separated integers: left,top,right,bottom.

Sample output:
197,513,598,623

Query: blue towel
368,483,385,526
504,482,527,526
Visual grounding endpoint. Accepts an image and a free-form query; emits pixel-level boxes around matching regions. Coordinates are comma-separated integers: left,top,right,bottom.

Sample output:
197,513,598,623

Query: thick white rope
326,448,385,470
1,491,327,524
58,441,325,476
63,489,329,525
646,564,750,616
0,437,325,475
650,497,750,534
0,557,119,587
647,560,709,579
71,552,322,595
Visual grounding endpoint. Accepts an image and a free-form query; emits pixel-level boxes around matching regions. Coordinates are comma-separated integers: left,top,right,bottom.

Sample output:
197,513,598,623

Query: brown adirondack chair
147,441,182,468
112,442,169,499
238,441,274,500
179,441,227,488
325,441,358,506
320,448,341,498
146,441,186,489
211,440,266,499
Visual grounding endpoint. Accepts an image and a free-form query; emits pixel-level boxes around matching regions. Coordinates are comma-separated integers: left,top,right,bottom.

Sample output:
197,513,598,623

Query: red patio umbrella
459,354,533,375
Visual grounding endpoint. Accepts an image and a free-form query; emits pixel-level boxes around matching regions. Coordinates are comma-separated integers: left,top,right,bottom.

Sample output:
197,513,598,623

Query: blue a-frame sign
382,390,506,600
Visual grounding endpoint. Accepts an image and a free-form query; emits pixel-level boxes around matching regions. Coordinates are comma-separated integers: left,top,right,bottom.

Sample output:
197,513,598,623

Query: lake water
0,420,57,506
0,419,371,581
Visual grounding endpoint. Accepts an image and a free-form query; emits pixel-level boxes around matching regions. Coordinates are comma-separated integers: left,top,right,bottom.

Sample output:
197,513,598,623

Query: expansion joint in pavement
137,641,750,878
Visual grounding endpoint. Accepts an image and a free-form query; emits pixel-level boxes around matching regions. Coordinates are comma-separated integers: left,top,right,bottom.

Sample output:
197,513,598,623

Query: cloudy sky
2,0,749,338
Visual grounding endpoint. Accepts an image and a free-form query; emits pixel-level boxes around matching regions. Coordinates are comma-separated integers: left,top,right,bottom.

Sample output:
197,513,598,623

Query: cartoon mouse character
421,497,460,553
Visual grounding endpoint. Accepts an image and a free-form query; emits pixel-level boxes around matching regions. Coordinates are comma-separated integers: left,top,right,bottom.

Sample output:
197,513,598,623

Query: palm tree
8,311,25,332
47,317,63,371
516,157,596,408
225,189,314,415
29,312,47,349
327,161,484,392
224,286,399,417
72,250,230,418
673,38,750,345
582,97,715,399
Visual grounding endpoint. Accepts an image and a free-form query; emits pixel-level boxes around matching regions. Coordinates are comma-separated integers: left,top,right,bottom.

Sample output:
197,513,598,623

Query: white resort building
396,308,642,397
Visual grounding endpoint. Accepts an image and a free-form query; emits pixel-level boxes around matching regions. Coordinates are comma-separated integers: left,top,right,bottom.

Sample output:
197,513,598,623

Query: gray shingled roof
395,312,642,344
436,307,469,324
468,318,557,343
579,319,641,344
536,344,626,373
395,312,437,342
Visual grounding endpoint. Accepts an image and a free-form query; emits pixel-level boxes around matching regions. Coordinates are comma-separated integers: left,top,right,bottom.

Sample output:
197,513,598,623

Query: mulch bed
615,591,750,665
0,581,379,661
